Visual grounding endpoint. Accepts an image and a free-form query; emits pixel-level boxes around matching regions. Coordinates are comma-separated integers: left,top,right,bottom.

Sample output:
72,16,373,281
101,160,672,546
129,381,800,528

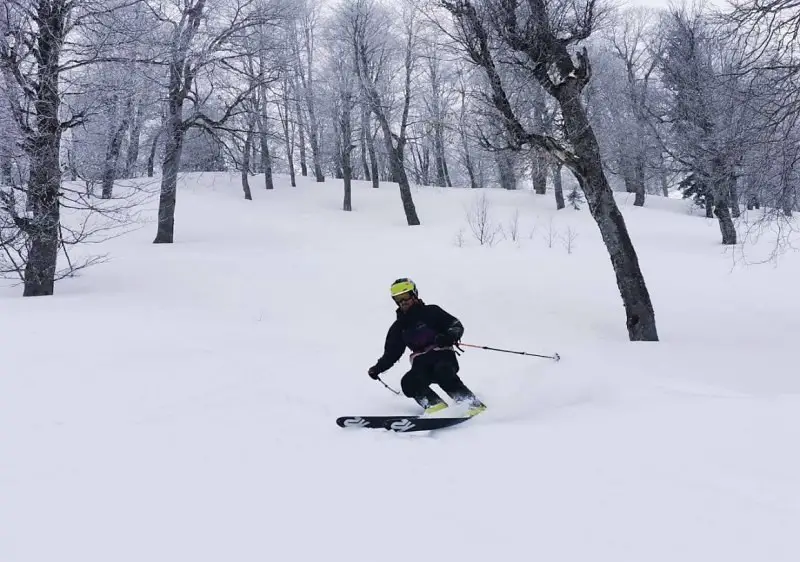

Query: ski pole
459,343,560,362
377,376,401,395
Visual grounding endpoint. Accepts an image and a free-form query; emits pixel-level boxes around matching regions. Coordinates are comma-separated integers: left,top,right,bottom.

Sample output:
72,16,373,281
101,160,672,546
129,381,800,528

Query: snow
1,172,799,562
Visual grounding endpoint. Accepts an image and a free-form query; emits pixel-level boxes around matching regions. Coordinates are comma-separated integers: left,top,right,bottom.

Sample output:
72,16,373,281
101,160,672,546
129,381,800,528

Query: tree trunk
497,151,517,189
710,160,736,244
1,158,12,186
376,114,420,225
428,58,450,188
781,185,796,216
124,101,143,178
557,84,658,341
459,124,478,189
66,146,77,182
343,159,352,211
412,142,430,186
435,128,452,187
146,128,162,178
281,109,296,188
241,128,253,200
390,145,405,184
531,85,551,196
303,43,324,182
465,153,478,189
22,2,66,297
552,162,565,210
342,103,353,211
292,79,308,177
531,148,548,194
714,203,736,243
660,169,670,197
621,152,646,206
633,152,646,207
260,121,274,190
153,96,184,244
368,126,379,188
101,99,131,199
24,130,61,297
360,105,371,182
728,175,740,218
333,116,344,180
433,125,449,187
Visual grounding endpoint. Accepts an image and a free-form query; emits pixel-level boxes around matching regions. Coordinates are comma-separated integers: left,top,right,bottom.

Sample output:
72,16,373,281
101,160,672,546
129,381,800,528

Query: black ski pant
400,350,479,408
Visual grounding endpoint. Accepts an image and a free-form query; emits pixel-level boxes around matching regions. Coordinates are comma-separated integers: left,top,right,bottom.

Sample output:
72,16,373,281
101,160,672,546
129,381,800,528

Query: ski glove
368,365,380,380
434,333,456,347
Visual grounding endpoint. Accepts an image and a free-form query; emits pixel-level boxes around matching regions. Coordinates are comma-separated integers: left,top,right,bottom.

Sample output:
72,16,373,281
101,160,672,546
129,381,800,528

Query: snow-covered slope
2,173,798,562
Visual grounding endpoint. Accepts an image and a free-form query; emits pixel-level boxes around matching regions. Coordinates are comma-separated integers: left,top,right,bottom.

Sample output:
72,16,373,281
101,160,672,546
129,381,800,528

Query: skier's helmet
390,278,418,299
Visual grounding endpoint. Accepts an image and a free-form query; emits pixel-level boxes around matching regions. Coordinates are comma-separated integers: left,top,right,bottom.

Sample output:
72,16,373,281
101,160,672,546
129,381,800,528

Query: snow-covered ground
2,173,798,562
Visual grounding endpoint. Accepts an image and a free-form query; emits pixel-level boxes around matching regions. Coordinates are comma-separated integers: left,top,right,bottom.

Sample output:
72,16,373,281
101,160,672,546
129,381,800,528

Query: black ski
336,415,419,429
384,416,473,432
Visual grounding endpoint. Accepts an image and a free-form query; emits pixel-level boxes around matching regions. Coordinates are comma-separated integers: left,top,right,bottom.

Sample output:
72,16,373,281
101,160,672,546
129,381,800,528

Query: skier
367,278,487,416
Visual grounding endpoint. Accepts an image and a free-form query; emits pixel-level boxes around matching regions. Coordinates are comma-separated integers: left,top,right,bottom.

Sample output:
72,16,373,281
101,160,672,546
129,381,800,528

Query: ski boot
456,395,486,417
423,402,449,416
466,401,487,417
415,391,449,417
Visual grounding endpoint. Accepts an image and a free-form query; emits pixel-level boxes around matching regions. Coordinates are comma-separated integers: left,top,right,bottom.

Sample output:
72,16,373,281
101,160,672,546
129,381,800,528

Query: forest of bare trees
2,0,799,339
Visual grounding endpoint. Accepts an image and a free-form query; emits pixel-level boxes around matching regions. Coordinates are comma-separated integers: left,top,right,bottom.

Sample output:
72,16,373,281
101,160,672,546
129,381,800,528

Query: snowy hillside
2,173,799,562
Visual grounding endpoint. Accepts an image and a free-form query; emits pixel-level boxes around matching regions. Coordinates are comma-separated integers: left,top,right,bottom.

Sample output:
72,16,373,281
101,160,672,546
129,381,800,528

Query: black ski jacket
372,300,464,374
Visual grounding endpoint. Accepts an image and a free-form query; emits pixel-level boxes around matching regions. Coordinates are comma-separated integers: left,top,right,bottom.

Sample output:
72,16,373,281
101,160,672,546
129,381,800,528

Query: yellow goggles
390,281,416,298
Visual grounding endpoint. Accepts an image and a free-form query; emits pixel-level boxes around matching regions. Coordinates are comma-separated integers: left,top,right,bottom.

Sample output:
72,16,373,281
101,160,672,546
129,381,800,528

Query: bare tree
495,148,517,190
241,125,255,200
728,0,800,131
277,73,298,186
290,0,325,182
439,0,658,340
0,0,150,296
466,191,500,245
337,70,357,211
124,97,146,178
725,0,800,226
146,0,287,244
101,92,134,199
418,32,454,187
322,14,359,211
359,94,380,188
656,6,757,244
347,0,421,225
552,161,565,209
530,85,551,196
0,0,73,295
453,67,480,188
605,7,662,207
